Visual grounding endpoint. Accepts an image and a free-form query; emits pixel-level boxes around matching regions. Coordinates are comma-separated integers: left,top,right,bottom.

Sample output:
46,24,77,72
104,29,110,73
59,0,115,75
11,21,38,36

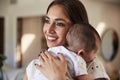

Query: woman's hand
35,51,67,80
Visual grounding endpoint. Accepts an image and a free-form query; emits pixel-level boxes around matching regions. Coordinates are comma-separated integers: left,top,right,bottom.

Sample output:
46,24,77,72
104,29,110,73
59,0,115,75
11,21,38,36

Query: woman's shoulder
26,59,39,70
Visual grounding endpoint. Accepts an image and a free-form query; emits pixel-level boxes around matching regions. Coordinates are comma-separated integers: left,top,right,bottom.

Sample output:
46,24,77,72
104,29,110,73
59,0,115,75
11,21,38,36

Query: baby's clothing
87,57,110,80
26,46,88,80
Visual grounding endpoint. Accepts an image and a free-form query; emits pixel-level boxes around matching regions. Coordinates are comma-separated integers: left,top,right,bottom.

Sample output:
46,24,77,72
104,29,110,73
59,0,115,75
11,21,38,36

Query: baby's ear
77,49,85,56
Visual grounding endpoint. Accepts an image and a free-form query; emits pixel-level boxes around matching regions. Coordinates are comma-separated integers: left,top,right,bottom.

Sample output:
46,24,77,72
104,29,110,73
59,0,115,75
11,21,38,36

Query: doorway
17,16,44,67
0,17,4,55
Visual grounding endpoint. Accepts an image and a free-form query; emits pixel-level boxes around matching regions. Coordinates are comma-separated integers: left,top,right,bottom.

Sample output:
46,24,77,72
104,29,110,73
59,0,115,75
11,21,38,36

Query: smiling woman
43,5,72,48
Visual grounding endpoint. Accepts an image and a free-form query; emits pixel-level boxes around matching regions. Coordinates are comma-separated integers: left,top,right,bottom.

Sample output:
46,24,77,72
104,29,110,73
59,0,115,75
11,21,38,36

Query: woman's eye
56,23,65,27
44,18,50,24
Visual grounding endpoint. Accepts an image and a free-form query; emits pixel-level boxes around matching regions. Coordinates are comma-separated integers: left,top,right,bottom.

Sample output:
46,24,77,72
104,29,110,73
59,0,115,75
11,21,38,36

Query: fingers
35,64,43,71
57,53,66,62
39,51,48,62
44,51,55,60
38,51,56,62
39,54,44,62
38,50,67,65
39,51,66,62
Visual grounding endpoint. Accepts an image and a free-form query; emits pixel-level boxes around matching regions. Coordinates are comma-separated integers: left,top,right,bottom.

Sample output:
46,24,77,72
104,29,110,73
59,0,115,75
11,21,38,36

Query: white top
26,46,88,80
87,57,110,80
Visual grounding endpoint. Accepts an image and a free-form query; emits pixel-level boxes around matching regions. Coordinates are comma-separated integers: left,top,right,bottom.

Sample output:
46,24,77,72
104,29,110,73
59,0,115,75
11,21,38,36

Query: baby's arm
77,74,91,80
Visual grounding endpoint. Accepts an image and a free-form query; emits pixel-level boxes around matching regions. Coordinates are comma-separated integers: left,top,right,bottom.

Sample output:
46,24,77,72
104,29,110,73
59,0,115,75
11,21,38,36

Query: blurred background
0,0,120,80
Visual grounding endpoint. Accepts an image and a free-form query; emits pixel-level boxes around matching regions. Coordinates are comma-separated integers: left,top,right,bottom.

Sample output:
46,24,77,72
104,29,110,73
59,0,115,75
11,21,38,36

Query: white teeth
47,36,56,40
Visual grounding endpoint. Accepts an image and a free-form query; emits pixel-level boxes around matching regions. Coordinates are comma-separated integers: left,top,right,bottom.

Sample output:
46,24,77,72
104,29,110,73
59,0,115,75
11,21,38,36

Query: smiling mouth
47,36,57,41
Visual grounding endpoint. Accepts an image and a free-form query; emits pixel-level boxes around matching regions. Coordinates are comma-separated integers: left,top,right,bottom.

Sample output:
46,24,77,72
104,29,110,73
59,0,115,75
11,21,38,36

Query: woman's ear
77,49,85,56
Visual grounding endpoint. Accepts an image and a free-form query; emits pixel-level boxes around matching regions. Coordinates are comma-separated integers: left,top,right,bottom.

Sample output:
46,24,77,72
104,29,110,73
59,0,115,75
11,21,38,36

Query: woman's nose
47,23,55,34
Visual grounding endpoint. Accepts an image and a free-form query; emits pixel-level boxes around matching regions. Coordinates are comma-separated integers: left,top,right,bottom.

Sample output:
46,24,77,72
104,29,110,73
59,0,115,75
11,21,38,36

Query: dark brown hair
46,0,89,24
66,23,96,53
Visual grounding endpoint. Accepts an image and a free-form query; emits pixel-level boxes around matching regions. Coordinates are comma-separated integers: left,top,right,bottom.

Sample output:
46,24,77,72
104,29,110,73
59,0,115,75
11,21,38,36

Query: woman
24,0,109,80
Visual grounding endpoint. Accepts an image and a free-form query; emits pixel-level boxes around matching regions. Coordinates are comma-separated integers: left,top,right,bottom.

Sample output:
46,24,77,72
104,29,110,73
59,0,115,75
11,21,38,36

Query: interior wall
0,0,51,67
21,17,43,66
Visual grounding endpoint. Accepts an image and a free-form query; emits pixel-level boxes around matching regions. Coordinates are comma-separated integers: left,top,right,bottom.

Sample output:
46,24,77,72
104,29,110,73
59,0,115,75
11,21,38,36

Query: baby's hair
66,23,96,53
89,24,101,53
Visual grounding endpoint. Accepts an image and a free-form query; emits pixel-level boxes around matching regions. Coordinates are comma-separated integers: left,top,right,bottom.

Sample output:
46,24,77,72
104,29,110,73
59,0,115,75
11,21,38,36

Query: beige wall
0,0,51,67
21,17,43,66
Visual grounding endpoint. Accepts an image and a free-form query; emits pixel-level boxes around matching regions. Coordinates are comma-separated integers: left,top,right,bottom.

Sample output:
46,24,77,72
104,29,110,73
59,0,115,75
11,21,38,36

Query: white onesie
26,46,88,80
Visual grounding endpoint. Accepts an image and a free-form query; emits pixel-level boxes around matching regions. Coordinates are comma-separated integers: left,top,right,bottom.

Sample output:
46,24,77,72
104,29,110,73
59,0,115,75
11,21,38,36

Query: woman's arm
35,51,67,80
23,72,28,80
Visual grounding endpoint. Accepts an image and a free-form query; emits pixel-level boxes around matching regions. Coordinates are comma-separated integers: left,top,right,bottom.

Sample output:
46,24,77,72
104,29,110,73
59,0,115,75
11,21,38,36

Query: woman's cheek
59,31,67,43
43,26,47,36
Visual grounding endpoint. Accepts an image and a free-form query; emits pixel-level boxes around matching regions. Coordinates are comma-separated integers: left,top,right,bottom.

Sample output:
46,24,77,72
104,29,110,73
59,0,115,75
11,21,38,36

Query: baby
26,23,96,80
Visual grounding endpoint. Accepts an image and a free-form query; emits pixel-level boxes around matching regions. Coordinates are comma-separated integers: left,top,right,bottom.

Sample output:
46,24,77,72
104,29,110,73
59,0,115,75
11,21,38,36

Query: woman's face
43,5,72,48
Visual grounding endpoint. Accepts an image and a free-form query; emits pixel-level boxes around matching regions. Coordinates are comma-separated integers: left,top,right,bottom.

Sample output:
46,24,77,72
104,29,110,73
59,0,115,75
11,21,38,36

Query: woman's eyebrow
44,16,49,19
45,15,67,22
55,18,66,22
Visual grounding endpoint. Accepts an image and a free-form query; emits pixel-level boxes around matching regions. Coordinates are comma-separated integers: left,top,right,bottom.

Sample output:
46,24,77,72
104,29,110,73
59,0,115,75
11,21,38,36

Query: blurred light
21,34,35,53
96,22,106,37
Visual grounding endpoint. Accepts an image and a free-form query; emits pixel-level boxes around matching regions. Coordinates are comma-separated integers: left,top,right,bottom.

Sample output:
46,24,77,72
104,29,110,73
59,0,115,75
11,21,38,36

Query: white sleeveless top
87,57,110,80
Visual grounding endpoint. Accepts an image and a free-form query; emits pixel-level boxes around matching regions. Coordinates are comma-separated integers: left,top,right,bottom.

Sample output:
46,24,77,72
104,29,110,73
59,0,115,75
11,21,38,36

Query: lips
46,35,58,41
47,36,56,40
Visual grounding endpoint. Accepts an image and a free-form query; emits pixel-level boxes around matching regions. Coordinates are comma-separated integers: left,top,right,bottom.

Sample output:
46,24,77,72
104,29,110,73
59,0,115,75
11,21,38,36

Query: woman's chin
47,43,57,48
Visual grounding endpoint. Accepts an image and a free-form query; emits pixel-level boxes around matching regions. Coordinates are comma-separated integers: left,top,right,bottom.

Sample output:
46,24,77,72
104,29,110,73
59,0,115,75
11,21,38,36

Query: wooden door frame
0,17,4,55
16,18,22,68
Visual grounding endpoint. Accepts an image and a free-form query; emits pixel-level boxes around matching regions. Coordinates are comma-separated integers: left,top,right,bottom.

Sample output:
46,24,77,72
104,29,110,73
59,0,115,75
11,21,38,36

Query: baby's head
66,23,99,62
